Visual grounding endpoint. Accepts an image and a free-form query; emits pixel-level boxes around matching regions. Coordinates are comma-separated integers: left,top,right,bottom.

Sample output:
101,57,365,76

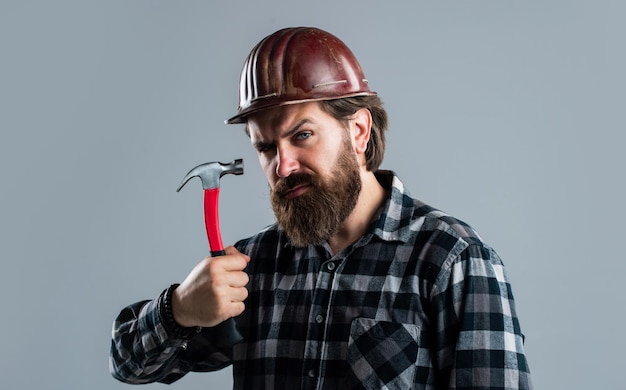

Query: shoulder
234,223,289,258
399,200,511,306
374,170,496,268
381,192,486,256
375,170,485,247
234,223,279,249
412,198,486,248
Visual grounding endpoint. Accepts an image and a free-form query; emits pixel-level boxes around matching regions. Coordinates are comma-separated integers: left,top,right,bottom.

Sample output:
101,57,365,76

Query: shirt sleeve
109,290,233,384
431,244,533,389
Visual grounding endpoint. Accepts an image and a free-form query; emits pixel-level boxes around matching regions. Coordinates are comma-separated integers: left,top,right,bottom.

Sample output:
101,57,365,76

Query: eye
294,131,312,141
255,142,276,154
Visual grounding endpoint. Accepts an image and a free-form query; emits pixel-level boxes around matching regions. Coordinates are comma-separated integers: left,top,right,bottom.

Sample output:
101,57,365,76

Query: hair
318,95,389,172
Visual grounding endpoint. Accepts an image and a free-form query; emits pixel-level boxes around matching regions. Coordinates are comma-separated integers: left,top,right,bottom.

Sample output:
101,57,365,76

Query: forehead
246,102,332,138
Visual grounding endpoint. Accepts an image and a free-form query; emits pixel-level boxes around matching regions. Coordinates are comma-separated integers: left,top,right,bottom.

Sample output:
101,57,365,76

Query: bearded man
110,27,532,389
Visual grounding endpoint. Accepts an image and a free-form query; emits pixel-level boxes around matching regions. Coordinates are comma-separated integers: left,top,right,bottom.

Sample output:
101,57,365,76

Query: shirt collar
370,170,416,244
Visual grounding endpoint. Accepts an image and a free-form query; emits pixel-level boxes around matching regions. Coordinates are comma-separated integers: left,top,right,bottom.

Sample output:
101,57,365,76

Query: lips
274,173,314,199
284,184,310,199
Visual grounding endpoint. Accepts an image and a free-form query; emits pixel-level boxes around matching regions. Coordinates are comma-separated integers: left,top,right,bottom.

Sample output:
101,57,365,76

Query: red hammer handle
203,188,224,256
202,187,244,346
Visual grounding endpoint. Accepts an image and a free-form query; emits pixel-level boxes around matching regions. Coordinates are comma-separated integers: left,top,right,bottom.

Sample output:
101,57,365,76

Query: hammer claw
177,159,244,192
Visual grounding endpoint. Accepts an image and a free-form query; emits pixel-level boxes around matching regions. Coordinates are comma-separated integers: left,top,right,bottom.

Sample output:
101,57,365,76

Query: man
110,27,532,389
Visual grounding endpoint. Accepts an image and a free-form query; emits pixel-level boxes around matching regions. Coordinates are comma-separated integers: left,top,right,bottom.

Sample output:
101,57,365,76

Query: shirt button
326,262,336,271
308,369,316,378
315,314,324,323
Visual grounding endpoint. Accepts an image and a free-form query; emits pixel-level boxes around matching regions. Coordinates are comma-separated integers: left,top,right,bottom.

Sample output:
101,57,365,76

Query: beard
270,141,362,247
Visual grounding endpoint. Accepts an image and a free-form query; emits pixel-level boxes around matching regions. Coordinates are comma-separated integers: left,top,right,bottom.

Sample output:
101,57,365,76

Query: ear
350,108,372,155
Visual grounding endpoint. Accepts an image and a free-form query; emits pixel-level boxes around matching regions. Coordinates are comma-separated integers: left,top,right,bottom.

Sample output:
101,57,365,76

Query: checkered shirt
110,171,532,389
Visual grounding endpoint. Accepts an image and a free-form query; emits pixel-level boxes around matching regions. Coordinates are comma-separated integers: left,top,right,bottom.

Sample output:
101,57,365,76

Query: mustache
273,173,316,197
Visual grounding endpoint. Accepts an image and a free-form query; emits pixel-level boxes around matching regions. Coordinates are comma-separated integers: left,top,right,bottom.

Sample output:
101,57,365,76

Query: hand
171,246,250,328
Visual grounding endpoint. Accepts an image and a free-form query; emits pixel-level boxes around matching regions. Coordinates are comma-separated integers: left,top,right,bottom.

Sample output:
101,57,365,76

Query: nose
275,146,299,178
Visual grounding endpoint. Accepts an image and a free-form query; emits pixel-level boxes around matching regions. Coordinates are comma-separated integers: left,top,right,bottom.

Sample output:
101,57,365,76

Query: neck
328,170,386,255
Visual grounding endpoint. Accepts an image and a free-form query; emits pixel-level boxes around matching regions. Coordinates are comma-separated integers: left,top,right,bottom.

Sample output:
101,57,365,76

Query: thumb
224,245,251,263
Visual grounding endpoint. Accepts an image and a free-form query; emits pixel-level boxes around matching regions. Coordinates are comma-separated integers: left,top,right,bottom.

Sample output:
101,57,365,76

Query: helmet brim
225,91,377,125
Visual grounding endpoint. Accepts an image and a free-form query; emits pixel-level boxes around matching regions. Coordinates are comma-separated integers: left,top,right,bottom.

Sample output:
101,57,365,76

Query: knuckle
210,272,225,286
212,301,230,320
232,302,245,316
207,260,226,277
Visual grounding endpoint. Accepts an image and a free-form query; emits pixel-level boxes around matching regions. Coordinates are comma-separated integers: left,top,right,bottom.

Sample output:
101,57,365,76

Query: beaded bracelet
159,283,200,340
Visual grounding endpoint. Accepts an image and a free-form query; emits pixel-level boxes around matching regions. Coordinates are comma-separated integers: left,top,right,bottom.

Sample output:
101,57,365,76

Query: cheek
258,155,278,187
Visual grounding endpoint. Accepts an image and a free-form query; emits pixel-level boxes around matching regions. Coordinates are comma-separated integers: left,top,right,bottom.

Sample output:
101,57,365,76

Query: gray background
1,0,624,389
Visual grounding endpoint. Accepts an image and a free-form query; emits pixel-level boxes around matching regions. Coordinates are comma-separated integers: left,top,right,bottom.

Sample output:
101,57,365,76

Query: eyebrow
253,118,313,150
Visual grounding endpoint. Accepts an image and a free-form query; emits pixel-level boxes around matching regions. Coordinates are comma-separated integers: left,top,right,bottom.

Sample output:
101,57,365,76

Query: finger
229,286,249,303
229,271,249,288
224,246,251,263
227,301,246,318
216,255,249,272
213,270,248,289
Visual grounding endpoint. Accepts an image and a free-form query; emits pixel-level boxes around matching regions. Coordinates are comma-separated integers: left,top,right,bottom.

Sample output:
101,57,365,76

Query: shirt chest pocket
343,318,420,389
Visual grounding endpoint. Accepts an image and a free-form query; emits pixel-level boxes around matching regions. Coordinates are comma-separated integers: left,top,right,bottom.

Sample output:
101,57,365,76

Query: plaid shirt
110,171,532,389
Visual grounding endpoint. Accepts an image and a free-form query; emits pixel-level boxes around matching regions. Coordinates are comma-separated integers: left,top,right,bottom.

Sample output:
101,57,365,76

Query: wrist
159,284,201,340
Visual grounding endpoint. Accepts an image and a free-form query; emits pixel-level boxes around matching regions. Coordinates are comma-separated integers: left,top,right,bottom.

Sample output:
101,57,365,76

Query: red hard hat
225,27,377,124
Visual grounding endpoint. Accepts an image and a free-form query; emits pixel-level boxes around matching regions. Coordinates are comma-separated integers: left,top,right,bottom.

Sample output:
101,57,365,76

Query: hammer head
177,159,244,191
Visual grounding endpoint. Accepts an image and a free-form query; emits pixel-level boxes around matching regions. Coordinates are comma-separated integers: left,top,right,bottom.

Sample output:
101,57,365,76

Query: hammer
177,158,244,346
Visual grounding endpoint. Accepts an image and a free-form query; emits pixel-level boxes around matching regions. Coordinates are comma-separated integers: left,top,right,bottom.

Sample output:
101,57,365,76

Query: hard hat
225,27,377,124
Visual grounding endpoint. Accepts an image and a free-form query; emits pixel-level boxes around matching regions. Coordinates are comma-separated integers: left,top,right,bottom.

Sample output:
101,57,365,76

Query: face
247,102,363,247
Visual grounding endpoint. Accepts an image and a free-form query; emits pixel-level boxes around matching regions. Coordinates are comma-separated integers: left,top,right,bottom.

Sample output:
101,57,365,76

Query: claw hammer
177,159,244,346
